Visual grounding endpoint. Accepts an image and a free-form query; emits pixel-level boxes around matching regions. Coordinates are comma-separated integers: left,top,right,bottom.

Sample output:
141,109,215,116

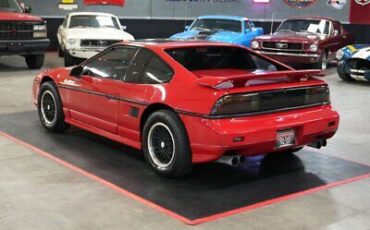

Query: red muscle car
32,40,339,177
251,17,355,70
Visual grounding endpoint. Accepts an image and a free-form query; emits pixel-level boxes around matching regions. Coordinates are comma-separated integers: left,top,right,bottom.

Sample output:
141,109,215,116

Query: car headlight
251,40,259,49
33,24,47,38
336,50,344,60
67,38,78,46
309,44,318,52
33,25,46,31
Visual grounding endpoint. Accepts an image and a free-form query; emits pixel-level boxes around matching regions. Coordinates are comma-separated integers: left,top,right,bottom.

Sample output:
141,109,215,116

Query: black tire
337,63,353,81
313,51,328,70
64,52,75,67
25,54,45,69
58,45,64,58
37,81,69,133
142,110,192,178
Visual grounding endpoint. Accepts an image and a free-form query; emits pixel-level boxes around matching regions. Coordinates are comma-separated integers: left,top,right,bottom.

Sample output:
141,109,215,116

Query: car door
325,21,343,60
64,46,138,133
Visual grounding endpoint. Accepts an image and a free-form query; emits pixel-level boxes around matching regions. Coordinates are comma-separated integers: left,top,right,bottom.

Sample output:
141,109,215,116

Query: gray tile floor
0,53,369,230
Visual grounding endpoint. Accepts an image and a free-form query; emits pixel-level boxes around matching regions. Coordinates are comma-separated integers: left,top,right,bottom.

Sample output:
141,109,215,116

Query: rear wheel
142,110,192,178
37,81,69,132
25,54,45,69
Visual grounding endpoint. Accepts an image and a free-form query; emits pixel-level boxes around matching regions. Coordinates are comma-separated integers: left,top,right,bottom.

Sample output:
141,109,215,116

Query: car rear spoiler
196,70,324,89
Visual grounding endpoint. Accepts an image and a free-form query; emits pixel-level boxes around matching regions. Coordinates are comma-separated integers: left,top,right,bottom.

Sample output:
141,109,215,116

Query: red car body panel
32,41,339,163
252,17,355,65
0,11,43,22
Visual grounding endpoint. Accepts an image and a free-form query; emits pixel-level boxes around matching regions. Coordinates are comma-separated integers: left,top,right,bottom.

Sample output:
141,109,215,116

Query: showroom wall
23,0,370,48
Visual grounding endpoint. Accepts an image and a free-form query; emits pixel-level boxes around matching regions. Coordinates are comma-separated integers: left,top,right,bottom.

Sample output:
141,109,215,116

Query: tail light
210,85,330,117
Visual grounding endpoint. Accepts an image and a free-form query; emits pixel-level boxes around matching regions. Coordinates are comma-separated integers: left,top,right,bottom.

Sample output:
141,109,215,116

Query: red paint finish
0,12,43,22
32,41,339,164
252,17,355,66
83,0,125,6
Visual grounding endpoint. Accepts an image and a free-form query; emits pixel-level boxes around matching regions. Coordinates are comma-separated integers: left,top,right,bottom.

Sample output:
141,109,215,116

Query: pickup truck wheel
25,54,45,69
64,52,75,67
58,45,64,57
313,52,328,70
37,82,69,133
142,110,192,178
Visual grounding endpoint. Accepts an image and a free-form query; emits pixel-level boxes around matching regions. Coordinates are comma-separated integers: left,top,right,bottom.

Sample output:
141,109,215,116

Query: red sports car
32,40,339,177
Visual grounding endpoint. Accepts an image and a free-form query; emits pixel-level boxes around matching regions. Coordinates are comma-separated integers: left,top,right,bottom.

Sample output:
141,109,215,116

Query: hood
0,12,42,22
256,31,322,43
66,27,134,40
171,30,242,43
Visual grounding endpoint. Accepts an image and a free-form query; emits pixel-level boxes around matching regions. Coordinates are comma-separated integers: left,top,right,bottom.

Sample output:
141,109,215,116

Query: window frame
80,45,140,81
123,47,174,85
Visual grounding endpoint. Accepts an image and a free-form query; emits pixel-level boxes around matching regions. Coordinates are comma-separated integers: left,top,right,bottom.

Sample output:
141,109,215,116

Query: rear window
165,46,286,72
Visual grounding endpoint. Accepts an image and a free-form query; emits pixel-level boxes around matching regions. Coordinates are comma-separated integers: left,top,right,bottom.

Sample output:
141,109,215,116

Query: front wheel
37,81,69,132
313,52,328,70
337,63,353,81
142,110,192,178
25,54,45,69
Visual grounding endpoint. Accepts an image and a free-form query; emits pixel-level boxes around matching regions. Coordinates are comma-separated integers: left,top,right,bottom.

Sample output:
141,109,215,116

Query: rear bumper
0,39,49,55
256,50,320,64
181,105,339,163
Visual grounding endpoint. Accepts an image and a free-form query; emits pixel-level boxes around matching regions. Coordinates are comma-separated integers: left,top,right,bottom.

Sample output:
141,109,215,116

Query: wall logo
327,0,347,9
355,0,370,6
284,0,317,9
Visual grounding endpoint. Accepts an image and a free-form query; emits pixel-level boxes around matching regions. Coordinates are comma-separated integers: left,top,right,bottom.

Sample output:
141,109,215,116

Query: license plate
276,129,296,148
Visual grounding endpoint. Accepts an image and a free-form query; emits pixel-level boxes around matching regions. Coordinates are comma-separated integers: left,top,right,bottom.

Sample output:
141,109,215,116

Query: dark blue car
170,15,264,47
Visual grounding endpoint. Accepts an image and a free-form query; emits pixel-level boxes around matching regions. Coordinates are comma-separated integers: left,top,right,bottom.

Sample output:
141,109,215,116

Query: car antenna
270,13,274,35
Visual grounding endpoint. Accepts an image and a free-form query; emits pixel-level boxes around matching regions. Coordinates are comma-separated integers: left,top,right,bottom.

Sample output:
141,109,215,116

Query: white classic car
57,12,135,66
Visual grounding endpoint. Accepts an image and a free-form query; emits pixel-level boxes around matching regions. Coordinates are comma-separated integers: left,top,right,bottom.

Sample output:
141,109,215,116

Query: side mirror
334,30,339,36
21,3,32,13
70,65,83,78
120,25,127,30
185,25,190,31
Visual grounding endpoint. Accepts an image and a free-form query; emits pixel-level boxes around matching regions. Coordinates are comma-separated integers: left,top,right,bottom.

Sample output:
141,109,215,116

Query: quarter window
125,49,173,84
82,46,138,80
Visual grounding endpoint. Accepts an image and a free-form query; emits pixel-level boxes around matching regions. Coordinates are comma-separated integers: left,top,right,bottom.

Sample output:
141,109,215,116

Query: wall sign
350,0,370,24
327,0,346,9
283,0,317,9
84,0,125,6
355,0,370,6
59,0,78,10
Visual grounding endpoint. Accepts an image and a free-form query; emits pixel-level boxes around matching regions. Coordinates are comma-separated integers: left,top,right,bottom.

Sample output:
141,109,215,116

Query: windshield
0,0,23,12
277,19,330,35
190,19,242,33
166,46,285,72
69,15,120,29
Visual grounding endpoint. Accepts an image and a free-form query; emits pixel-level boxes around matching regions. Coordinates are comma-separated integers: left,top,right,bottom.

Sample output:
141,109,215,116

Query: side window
245,21,252,30
333,22,341,36
82,46,138,80
125,49,173,84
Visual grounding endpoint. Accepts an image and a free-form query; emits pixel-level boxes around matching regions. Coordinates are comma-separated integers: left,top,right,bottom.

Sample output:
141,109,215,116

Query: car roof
197,15,248,21
120,39,239,49
284,16,338,22
68,12,118,17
